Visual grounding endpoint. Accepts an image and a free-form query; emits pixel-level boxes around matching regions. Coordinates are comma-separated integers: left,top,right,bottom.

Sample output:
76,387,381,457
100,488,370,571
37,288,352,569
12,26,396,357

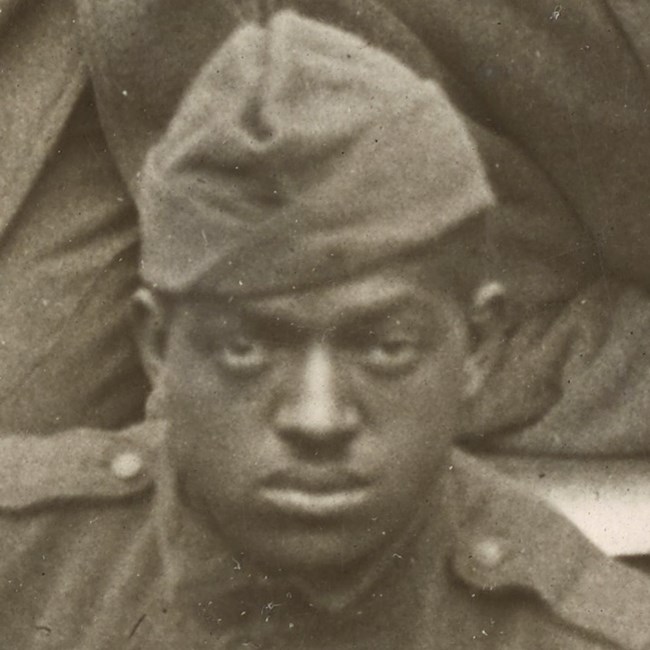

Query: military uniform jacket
0,421,649,650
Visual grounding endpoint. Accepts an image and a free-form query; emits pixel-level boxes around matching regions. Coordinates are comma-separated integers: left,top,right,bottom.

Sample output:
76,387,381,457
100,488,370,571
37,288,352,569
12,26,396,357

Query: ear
131,288,169,386
463,281,508,397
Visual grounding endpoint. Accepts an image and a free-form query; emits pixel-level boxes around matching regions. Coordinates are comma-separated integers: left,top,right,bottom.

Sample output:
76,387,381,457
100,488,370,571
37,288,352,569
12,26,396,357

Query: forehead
179,266,465,331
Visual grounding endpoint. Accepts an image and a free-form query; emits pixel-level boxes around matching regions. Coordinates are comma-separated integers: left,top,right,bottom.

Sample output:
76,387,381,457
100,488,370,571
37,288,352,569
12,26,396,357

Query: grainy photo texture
0,1,649,648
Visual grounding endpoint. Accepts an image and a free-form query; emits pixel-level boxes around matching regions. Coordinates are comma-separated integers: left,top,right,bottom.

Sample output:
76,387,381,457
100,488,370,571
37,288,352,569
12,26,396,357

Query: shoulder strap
449,449,650,650
0,420,164,510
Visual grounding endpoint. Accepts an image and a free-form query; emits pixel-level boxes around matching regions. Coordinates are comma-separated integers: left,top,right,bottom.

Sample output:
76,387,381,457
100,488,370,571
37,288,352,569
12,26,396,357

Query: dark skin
135,263,504,593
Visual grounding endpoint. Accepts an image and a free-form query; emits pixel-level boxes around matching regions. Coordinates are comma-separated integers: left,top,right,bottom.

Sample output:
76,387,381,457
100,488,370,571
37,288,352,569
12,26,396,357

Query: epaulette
448,448,650,650
0,420,165,511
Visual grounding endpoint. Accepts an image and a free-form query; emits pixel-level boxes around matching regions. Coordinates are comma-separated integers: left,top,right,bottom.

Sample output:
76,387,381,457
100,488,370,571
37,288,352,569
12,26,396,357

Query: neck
269,495,447,613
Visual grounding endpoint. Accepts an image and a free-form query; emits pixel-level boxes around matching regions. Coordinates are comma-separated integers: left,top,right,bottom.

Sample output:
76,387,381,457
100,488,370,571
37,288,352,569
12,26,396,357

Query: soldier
1,12,649,649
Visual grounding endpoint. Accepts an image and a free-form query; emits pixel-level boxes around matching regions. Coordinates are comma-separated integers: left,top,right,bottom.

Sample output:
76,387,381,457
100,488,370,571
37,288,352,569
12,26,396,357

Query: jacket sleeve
0,0,148,435
0,0,86,235
392,0,650,288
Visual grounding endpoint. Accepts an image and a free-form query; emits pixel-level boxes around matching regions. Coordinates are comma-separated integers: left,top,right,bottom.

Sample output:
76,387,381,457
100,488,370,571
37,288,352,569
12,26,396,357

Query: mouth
260,472,372,518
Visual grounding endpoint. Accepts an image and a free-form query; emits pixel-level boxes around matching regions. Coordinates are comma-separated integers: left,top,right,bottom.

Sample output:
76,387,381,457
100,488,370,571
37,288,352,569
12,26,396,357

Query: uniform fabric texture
0,423,648,648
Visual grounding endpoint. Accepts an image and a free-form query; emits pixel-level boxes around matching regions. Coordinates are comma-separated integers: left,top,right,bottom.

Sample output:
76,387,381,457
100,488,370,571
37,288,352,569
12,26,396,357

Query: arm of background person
0,0,148,435
393,0,650,288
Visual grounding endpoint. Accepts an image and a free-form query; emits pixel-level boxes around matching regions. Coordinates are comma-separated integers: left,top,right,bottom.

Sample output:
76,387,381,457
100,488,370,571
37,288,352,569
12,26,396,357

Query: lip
260,471,373,517
260,486,370,517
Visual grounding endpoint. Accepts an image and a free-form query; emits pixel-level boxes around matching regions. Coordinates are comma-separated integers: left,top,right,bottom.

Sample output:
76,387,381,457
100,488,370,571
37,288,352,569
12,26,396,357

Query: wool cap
137,10,498,296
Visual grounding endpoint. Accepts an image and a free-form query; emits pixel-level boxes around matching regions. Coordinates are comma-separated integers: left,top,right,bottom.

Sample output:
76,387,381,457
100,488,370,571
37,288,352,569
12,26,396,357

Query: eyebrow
233,292,434,332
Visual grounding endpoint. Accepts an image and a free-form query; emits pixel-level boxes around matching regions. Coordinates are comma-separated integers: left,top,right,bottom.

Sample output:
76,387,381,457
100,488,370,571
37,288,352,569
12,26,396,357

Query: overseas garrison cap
138,10,497,296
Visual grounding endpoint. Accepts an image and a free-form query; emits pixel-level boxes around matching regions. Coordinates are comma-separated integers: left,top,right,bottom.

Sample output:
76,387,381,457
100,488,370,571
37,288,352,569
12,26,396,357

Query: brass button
472,538,507,569
111,452,143,480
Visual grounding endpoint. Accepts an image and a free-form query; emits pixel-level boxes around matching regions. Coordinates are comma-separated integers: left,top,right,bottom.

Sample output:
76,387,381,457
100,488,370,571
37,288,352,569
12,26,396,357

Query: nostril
275,402,359,441
276,416,359,462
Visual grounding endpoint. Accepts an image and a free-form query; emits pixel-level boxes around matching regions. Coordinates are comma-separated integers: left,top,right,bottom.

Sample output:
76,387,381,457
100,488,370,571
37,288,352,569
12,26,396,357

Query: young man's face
149,266,475,574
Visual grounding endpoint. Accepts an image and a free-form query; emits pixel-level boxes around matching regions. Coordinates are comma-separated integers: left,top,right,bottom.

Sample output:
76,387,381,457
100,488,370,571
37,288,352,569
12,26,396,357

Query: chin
243,523,384,574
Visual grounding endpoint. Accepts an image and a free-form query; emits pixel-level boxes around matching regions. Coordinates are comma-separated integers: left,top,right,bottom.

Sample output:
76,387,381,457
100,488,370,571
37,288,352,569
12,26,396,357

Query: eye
216,335,270,374
364,337,421,374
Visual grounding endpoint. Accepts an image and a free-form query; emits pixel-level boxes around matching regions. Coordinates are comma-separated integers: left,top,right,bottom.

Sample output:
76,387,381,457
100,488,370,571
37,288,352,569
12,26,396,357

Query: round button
111,452,143,480
472,538,507,569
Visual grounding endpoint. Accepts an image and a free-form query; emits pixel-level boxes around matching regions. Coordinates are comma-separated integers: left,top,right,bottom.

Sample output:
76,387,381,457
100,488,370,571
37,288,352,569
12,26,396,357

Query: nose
275,343,360,452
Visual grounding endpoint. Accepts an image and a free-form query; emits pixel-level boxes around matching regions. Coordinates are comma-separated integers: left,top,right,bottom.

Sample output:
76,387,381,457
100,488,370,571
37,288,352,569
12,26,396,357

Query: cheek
358,348,466,427
161,344,274,482
357,354,466,478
